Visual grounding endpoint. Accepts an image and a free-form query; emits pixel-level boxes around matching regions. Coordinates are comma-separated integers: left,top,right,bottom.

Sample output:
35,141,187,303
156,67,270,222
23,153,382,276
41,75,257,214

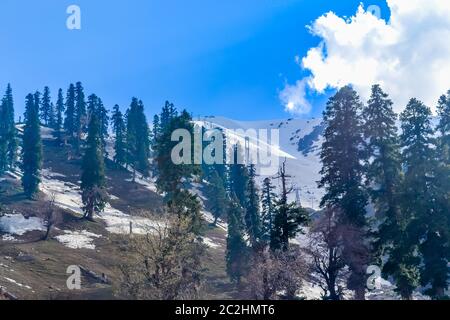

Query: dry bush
248,247,307,300
117,214,207,300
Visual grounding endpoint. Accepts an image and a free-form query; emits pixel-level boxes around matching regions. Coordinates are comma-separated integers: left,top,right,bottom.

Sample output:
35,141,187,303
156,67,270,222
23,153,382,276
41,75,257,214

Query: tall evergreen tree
54,88,65,140
153,104,202,233
418,94,450,299
87,93,98,117
229,144,249,208
126,98,151,178
261,177,277,245
226,195,248,284
0,84,17,172
0,96,8,173
21,93,42,199
136,100,150,175
245,164,262,247
64,83,76,140
319,86,369,300
151,114,160,147
97,98,109,155
74,82,87,153
40,86,53,126
362,85,409,296
81,113,106,221
271,161,309,252
201,126,229,226
87,94,109,155
154,107,198,195
204,168,228,225
397,98,437,299
111,104,126,167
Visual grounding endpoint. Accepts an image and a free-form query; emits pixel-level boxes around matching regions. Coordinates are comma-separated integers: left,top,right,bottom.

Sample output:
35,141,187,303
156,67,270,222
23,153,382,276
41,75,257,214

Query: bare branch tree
248,247,307,300
118,214,207,300
305,207,348,300
42,194,61,241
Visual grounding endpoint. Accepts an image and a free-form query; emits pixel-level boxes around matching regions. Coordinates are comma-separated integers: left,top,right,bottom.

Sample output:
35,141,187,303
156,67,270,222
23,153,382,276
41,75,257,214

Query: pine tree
271,161,309,252
397,98,436,299
261,177,277,245
319,86,369,300
97,98,109,155
245,164,262,247
152,114,160,147
362,85,408,295
153,103,202,234
0,84,17,173
21,93,42,199
111,104,126,167
40,86,53,126
204,168,228,225
201,126,229,226
64,83,76,140
226,195,248,284
419,93,450,299
0,96,8,174
87,93,98,117
81,113,106,221
126,98,151,179
54,88,65,140
229,144,249,208
135,100,150,175
154,107,198,195
86,94,109,155
74,82,87,153
150,114,161,176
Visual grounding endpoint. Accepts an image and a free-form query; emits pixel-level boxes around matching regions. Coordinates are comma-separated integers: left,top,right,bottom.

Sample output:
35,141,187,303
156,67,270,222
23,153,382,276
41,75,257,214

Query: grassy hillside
0,134,236,300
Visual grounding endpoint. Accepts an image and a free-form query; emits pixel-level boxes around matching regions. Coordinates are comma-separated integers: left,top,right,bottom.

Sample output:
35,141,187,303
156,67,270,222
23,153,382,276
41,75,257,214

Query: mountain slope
196,116,325,209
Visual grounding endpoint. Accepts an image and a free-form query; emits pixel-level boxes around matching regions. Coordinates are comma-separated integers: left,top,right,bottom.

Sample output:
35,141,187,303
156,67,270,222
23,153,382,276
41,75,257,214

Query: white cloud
281,1,450,114
279,78,312,114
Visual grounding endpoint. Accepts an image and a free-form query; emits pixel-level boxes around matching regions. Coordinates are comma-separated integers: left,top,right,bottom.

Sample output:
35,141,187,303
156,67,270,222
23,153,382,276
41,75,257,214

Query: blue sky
0,0,389,120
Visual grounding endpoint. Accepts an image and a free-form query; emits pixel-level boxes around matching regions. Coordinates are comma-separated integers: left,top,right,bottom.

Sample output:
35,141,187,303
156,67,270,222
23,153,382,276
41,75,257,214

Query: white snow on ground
5,170,22,181
366,280,430,300
99,204,163,235
0,214,45,236
1,234,18,242
202,211,228,232
41,169,83,215
16,124,55,141
55,230,102,250
3,277,32,290
40,127,56,140
41,168,162,236
125,176,158,193
299,283,325,300
202,237,221,249
109,194,120,201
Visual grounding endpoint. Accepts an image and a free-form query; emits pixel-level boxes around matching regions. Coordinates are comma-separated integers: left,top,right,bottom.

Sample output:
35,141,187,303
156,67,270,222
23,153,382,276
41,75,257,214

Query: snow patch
41,168,162,235
202,237,221,249
3,277,32,290
125,176,158,193
0,214,45,236
99,205,162,235
202,210,228,232
55,230,101,250
1,234,18,242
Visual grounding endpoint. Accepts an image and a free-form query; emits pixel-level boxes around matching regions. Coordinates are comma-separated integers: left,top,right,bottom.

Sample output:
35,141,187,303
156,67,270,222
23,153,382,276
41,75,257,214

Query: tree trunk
354,287,366,300
43,225,51,240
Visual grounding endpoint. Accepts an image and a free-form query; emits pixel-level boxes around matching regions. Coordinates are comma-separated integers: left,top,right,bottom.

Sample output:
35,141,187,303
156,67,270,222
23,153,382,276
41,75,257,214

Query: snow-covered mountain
195,116,325,210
